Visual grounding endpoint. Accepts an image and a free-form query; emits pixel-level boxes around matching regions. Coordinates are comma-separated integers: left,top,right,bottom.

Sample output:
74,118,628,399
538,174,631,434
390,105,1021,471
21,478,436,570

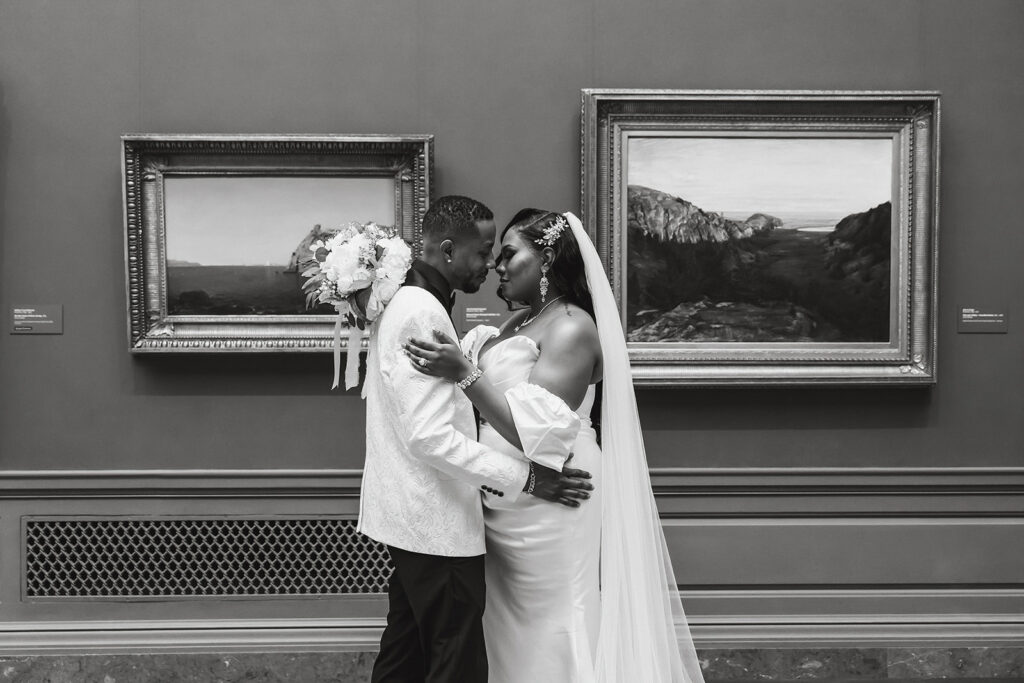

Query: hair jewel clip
534,214,568,247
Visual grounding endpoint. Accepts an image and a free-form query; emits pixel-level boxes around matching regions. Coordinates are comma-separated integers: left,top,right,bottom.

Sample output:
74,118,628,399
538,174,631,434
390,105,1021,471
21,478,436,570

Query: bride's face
495,229,544,303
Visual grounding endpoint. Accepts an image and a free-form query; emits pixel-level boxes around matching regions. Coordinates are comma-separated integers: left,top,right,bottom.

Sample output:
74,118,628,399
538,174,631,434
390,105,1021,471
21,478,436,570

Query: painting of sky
165,176,395,266
628,136,892,217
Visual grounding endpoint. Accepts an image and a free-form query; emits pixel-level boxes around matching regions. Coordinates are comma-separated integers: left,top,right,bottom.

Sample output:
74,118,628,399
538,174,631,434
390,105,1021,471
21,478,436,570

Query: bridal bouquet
301,221,412,389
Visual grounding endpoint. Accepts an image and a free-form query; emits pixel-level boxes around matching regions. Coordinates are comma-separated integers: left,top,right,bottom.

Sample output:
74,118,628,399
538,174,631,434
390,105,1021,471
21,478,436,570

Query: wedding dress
456,212,705,683
462,327,602,682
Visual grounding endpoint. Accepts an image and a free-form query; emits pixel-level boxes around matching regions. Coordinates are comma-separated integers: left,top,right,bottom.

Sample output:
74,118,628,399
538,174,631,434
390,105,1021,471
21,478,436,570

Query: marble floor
1,649,1023,682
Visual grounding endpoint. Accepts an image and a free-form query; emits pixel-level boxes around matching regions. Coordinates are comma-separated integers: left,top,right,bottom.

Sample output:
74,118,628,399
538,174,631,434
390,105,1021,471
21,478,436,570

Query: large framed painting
122,134,432,352
581,90,940,385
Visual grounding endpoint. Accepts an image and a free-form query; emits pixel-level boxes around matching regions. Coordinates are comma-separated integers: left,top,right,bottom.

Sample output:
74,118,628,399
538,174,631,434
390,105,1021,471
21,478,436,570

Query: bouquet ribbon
331,313,363,391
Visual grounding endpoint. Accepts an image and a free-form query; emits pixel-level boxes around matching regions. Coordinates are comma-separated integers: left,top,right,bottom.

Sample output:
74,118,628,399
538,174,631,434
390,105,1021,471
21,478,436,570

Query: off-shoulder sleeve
504,382,581,471
460,325,499,362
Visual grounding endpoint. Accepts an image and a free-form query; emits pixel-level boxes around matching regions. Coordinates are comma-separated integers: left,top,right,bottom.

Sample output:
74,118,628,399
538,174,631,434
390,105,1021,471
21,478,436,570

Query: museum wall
0,0,1022,656
1,0,1022,471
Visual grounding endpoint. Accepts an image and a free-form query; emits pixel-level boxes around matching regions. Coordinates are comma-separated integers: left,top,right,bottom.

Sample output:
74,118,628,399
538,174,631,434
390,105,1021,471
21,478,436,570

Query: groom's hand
528,462,593,508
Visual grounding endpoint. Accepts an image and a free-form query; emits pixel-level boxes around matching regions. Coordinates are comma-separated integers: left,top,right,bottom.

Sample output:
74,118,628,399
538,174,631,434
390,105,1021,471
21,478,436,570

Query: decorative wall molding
651,467,1024,519
0,470,365,499
2,467,1022,499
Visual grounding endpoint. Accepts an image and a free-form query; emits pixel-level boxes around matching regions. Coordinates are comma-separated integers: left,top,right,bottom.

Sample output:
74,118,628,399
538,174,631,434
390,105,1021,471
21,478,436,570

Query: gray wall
0,0,1022,649
2,1,1022,471
1,1,1022,471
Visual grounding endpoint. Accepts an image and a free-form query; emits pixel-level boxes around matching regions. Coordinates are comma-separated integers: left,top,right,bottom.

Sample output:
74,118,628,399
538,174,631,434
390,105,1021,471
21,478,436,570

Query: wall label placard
464,305,506,328
957,306,1008,334
10,305,63,334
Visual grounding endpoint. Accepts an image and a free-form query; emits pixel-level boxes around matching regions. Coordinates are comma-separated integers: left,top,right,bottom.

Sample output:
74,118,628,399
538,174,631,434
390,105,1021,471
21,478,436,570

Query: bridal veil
563,212,704,683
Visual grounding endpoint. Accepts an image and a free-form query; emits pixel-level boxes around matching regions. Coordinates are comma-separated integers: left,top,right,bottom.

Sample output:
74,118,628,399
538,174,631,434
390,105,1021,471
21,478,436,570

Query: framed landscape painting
122,134,432,352
581,90,940,385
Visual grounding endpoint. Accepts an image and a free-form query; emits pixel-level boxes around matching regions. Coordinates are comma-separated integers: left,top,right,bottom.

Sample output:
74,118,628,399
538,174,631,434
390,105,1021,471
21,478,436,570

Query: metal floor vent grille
24,518,393,599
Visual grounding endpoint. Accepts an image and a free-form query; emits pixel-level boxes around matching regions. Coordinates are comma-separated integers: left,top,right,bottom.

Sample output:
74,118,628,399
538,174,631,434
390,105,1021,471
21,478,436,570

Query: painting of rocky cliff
625,136,893,343
162,176,394,315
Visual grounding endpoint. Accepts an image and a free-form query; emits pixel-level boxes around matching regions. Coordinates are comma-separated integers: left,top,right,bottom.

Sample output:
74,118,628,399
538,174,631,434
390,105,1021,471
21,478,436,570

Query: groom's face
449,219,497,293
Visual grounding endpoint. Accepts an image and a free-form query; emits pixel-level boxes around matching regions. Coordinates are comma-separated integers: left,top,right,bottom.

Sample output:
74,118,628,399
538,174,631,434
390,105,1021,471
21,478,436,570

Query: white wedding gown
463,326,603,683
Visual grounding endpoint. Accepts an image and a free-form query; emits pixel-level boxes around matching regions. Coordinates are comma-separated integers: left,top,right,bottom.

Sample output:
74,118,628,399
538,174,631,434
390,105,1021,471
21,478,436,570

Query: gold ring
418,357,427,367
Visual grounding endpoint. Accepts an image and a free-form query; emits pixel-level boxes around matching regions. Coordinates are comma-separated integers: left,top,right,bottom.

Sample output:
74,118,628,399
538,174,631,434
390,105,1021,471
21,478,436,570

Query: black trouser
371,546,488,683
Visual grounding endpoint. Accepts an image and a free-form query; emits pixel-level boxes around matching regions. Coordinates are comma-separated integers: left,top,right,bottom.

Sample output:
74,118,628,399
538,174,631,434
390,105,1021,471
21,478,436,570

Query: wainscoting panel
0,468,1021,653
665,518,1024,586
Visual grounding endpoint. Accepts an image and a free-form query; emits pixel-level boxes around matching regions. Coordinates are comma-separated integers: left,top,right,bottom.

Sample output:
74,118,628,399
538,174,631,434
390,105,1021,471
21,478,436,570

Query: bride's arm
404,316,600,452
404,330,525,448
523,315,601,410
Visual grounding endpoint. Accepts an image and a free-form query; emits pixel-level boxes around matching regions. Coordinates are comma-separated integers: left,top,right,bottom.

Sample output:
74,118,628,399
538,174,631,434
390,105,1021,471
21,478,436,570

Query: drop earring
539,264,549,303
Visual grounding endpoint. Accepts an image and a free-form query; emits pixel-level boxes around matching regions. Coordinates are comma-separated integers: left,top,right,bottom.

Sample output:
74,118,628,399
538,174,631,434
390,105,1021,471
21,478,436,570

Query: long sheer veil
564,212,704,683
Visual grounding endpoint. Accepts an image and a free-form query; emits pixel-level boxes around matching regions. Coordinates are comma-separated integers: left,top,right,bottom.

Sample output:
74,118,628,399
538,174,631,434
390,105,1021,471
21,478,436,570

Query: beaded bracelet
456,366,483,390
523,462,536,494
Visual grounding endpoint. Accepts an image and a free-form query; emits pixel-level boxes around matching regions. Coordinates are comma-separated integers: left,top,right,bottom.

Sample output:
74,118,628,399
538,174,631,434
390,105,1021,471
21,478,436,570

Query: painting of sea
164,176,395,316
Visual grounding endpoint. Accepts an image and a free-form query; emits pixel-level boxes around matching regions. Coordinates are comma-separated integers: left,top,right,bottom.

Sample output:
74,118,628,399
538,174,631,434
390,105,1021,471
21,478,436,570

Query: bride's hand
404,330,475,383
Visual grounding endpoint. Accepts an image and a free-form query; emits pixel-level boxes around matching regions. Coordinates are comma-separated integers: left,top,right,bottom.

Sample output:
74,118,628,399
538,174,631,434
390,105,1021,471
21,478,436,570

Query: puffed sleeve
460,325,499,363
504,382,581,472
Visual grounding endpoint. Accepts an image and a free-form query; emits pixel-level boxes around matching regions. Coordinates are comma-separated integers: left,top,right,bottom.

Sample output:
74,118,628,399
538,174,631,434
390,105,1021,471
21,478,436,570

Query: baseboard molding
688,614,1024,648
0,618,381,655
1,611,1022,655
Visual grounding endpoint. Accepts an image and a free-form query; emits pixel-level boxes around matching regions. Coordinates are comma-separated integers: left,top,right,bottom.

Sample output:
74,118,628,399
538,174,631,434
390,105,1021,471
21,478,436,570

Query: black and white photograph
1,2,1022,682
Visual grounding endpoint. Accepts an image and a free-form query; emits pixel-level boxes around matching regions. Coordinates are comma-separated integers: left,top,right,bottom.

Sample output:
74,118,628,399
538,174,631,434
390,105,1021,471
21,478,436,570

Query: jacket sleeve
377,292,529,500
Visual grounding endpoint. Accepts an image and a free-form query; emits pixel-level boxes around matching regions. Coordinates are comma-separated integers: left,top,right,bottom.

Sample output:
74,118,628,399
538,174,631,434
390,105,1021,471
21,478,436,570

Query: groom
360,195,594,683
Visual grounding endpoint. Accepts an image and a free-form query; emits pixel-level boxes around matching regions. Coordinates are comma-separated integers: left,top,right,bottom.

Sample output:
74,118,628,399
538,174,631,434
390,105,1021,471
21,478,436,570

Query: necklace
514,296,565,332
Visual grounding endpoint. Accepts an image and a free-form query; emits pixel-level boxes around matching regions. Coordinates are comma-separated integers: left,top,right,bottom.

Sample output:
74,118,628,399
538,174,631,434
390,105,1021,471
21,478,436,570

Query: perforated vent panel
24,518,393,599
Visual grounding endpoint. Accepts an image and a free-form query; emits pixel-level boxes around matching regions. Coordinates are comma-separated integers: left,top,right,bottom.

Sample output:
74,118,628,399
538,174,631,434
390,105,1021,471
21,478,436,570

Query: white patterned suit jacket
358,285,530,556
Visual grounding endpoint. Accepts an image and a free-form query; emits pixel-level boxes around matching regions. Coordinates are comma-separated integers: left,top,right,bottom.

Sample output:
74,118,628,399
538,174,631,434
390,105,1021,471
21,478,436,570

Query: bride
404,210,704,683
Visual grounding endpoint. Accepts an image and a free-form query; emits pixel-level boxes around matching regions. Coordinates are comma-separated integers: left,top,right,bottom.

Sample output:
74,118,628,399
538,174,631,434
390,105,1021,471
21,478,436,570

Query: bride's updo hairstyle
503,209,595,320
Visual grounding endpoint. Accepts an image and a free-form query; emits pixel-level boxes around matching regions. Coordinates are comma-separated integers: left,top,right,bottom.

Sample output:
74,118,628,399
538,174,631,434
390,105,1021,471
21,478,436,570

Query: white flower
321,240,362,291
366,277,402,321
301,222,411,320
351,265,374,290
334,274,353,292
376,237,412,281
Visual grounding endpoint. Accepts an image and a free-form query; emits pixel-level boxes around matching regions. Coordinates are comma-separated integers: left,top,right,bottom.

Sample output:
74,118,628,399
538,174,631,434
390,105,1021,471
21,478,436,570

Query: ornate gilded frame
122,134,432,352
581,90,940,385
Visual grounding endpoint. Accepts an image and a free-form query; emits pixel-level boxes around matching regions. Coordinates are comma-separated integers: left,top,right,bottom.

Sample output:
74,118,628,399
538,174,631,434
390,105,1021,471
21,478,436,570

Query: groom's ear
439,238,455,264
